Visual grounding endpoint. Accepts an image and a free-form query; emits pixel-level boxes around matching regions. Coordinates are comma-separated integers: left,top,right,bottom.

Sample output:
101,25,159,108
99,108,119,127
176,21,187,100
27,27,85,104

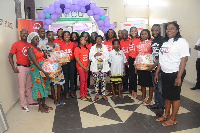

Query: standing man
8,29,37,112
120,29,131,92
147,24,165,117
191,39,200,90
37,27,48,49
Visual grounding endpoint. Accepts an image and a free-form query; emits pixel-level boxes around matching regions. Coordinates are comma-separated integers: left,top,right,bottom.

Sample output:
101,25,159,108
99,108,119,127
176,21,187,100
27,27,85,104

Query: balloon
90,3,96,10
43,25,49,30
36,17,44,23
93,6,100,15
48,7,55,14
100,15,105,20
93,15,100,21
55,8,62,15
54,1,60,8
64,9,70,14
85,4,90,12
49,4,55,8
84,0,91,5
51,14,57,21
59,0,66,4
45,19,52,25
103,27,109,34
104,16,110,22
72,0,78,4
60,4,65,9
43,7,49,14
80,7,86,13
74,4,80,11
99,26,104,30
65,2,72,9
87,10,93,16
57,14,62,18
97,20,104,27
70,5,74,11
45,13,51,19
104,21,110,27
99,9,105,16
109,24,115,30
38,12,45,19
78,1,86,7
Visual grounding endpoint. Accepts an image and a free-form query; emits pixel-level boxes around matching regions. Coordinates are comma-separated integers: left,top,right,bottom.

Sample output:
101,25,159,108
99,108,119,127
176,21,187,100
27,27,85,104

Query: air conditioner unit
0,103,9,133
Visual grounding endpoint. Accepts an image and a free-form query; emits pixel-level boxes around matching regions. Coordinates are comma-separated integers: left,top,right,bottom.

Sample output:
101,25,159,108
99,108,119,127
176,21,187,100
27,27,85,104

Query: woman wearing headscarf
27,32,52,113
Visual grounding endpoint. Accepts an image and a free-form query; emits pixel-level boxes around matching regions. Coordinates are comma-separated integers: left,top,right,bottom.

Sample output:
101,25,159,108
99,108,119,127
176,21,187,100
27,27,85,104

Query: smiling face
20,29,28,40
80,37,86,46
113,41,120,50
118,30,122,40
72,33,77,41
108,30,114,39
166,24,178,39
122,30,128,40
83,33,88,41
63,32,70,42
38,28,45,38
141,31,149,41
47,32,54,42
57,29,63,37
151,26,161,38
130,27,138,38
91,33,97,41
96,37,102,45
32,35,39,46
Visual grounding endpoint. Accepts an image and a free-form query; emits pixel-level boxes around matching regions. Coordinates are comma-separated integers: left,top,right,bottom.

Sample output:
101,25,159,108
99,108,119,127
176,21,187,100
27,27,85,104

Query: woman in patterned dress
41,31,65,105
27,32,52,113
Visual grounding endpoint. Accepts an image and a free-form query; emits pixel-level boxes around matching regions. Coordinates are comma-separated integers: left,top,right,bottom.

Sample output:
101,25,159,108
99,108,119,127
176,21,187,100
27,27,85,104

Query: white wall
0,0,25,113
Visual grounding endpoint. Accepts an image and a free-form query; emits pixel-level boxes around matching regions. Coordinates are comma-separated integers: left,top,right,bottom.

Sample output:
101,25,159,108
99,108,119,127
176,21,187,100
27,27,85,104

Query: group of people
9,21,190,127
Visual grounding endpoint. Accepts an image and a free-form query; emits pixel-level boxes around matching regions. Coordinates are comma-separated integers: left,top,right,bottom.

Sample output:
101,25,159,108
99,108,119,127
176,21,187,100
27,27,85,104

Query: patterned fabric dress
41,43,65,85
29,45,51,99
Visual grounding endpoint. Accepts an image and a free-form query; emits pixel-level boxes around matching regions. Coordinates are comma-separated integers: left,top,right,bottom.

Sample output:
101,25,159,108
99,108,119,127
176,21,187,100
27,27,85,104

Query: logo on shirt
22,46,29,56
106,45,112,51
122,47,129,53
33,23,42,32
83,55,88,61
160,47,171,54
152,43,160,57
65,49,72,56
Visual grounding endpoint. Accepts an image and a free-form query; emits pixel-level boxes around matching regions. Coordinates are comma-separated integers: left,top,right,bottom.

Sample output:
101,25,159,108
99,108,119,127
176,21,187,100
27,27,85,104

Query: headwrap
27,32,39,43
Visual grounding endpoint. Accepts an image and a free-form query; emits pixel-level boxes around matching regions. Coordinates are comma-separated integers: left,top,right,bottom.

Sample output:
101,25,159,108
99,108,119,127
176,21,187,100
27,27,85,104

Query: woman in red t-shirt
60,31,76,99
104,29,117,52
129,27,141,98
135,29,154,105
74,36,91,101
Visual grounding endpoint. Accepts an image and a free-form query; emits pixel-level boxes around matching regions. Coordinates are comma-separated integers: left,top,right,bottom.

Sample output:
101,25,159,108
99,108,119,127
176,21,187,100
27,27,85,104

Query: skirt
110,74,123,84
138,70,153,87
161,70,186,100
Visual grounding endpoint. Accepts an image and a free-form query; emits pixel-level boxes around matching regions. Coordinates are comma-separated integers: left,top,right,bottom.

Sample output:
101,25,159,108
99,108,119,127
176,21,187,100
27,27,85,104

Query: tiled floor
4,80,200,133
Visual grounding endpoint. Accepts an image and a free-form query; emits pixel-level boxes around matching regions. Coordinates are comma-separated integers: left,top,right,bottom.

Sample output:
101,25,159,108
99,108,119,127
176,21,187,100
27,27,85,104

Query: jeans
151,71,164,108
122,65,129,91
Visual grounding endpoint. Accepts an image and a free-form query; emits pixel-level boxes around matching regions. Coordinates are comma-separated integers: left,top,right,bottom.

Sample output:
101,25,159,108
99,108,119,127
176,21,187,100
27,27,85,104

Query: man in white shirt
191,39,200,90
37,27,48,49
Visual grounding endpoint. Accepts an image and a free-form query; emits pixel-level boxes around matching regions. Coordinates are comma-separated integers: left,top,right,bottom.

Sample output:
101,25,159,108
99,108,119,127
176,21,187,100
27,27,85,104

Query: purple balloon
43,24,49,30
93,6,100,15
54,1,60,8
49,4,55,8
64,9,70,14
65,2,72,9
103,27,109,34
90,3,96,10
72,0,78,4
48,7,55,14
97,20,104,27
59,0,66,4
43,7,49,13
55,8,62,15
38,12,45,19
99,26,104,30
99,9,105,16
104,21,110,27
104,16,110,22
87,10,94,16
109,24,115,30
57,14,62,18
78,1,86,7
51,14,57,21
74,4,80,11
36,17,44,23
45,19,52,25
85,0,91,5
80,7,86,13
93,15,100,21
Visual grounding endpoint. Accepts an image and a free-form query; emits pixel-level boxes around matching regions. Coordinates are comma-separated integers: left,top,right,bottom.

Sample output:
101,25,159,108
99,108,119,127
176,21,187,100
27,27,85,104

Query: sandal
43,104,53,110
102,95,108,101
162,118,177,126
156,115,169,122
118,94,123,98
81,97,87,101
111,95,116,100
58,101,66,105
38,109,50,113
85,95,91,99
94,95,99,102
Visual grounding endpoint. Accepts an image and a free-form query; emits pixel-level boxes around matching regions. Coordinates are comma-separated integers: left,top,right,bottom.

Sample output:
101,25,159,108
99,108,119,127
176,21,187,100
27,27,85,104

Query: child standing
109,39,127,99
74,36,91,101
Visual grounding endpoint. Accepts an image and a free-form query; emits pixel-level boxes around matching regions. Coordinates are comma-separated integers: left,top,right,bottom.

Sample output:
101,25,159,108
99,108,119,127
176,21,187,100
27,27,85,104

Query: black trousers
195,58,200,88
122,65,129,91
129,57,137,93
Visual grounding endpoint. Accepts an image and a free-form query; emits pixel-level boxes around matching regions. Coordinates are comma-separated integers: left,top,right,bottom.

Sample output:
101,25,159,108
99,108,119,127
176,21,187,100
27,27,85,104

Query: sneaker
29,103,38,106
22,107,29,112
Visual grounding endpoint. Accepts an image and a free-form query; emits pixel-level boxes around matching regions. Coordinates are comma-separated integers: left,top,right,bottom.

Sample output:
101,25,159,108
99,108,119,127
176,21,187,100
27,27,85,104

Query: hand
94,52,102,57
44,72,51,79
146,65,154,71
135,69,138,74
84,66,89,72
174,77,181,86
97,58,103,62
154,73,158,84
13,67,19,73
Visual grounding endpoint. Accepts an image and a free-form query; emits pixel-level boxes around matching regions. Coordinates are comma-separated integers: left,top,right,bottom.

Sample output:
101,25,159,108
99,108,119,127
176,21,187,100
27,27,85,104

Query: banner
18,19,43,39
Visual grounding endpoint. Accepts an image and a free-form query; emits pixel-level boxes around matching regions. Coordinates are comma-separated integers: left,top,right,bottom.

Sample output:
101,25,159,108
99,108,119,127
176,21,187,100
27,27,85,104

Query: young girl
135,29,154,105
109,39,127,99
41,31,65,106
89,35,110,101
74,36,91,101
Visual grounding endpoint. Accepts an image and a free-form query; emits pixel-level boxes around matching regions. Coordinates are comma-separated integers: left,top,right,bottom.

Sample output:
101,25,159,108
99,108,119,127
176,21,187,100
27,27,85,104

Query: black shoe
147,104,159,109
70,93,75,98
156,109,164,117
190,87,198,90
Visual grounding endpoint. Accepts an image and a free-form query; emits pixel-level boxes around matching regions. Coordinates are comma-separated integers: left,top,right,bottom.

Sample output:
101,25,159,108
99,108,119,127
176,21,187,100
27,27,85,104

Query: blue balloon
45,13,51,19
85,4,90,12
100,15,105,20
60,4,65,13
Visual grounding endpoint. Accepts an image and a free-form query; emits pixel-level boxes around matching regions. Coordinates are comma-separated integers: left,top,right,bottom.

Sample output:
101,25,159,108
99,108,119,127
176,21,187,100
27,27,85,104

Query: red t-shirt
29,45,45,63
72,42,78,48
129,38,141,58
59,41,76,60
104,39,114,52
74,46,89,70
120,38,131,65
136,39,152,55
86,42,93,51
53,37,63,45
10,41,31,65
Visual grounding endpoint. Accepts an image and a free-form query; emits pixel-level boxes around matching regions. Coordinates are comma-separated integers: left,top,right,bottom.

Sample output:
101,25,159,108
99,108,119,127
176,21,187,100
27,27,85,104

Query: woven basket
39,67,62,78
135,63,154,70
